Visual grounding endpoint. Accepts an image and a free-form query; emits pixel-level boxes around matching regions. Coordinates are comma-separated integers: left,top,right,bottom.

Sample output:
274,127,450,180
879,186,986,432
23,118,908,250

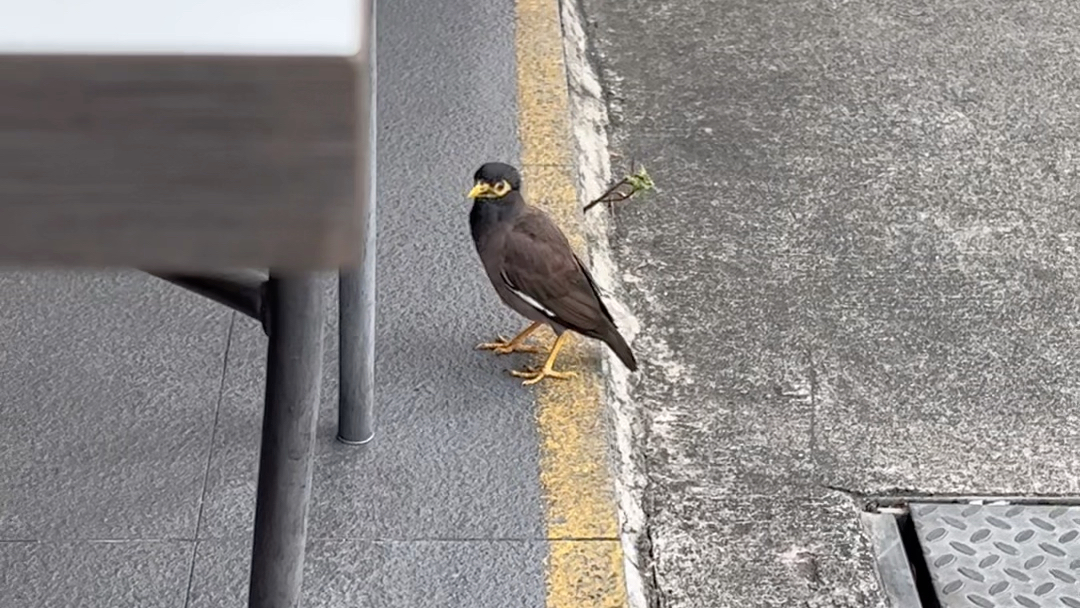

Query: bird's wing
499,209,615,335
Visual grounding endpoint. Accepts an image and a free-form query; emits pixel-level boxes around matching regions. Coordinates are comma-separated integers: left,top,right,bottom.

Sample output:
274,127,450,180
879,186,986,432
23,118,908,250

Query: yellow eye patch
467,180,513,198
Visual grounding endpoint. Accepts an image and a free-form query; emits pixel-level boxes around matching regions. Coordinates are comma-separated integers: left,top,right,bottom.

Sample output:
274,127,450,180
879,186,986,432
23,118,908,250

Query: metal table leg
247,273,326,608
338,0,378,446
338,266,375,444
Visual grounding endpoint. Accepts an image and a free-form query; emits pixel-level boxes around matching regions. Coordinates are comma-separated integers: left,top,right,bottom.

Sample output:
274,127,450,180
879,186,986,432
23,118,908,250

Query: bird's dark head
467,162,522,199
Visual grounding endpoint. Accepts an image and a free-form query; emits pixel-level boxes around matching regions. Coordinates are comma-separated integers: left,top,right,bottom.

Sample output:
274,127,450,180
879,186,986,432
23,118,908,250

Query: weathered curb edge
557,1,651,607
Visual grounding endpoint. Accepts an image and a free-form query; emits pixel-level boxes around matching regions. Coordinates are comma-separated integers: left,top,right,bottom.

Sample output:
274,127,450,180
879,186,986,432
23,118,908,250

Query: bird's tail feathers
601,326,638,372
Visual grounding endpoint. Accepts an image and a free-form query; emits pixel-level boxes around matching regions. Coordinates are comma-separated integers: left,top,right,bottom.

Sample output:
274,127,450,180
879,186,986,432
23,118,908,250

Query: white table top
0,0,361,55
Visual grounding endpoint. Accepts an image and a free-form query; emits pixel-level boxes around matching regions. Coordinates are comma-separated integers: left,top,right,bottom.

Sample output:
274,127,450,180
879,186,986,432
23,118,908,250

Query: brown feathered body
470,191,638,371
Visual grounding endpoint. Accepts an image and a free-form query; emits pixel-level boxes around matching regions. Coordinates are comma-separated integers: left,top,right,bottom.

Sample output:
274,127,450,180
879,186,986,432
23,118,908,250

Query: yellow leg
476,321,543,354
510,332,578,385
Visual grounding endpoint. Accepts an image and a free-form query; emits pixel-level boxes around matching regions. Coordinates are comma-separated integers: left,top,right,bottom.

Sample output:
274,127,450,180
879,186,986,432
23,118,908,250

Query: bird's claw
509,365,578,386
476,337,542,355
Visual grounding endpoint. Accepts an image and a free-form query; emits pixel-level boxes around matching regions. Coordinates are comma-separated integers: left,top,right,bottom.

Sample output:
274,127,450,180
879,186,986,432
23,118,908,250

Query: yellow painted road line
514,0,629,605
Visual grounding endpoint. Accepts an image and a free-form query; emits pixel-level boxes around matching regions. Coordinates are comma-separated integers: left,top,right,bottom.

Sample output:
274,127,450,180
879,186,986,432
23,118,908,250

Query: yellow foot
475,336,543,355
509,365,578,386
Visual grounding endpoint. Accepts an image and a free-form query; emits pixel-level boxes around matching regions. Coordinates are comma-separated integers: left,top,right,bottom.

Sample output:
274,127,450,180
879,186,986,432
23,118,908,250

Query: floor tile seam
183,311,237,608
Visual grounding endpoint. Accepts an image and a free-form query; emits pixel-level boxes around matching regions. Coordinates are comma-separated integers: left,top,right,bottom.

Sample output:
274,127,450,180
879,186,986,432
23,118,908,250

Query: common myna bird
467,162,637,385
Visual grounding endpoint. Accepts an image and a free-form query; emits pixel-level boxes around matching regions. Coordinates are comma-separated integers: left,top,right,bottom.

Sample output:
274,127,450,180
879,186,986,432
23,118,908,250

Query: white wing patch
500,271,557,318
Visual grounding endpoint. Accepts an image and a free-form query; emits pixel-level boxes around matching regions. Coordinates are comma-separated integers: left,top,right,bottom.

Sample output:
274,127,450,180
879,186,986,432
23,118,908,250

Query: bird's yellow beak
467,182,494,199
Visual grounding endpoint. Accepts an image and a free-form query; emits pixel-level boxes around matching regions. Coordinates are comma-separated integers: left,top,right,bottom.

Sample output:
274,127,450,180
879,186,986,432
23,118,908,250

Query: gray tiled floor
0,272,230,543
0,540,192,608
0,0,555,604
0,270,548,607
187,540,546,608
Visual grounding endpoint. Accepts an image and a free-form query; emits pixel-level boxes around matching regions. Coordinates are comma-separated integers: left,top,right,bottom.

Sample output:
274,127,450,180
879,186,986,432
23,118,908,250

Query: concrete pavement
570,0,1080,605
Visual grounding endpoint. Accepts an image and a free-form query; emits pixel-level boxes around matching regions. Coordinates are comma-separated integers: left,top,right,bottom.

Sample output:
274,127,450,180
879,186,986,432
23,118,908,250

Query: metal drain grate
863,500,1080,608
912,503,1080,608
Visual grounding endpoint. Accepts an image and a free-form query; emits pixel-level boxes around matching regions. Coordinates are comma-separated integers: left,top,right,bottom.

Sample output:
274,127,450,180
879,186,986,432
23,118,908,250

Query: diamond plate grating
910,503,1080,608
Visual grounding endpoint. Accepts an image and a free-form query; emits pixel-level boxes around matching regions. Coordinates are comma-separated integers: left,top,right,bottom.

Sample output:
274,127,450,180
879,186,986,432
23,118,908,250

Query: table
0,1,377,605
